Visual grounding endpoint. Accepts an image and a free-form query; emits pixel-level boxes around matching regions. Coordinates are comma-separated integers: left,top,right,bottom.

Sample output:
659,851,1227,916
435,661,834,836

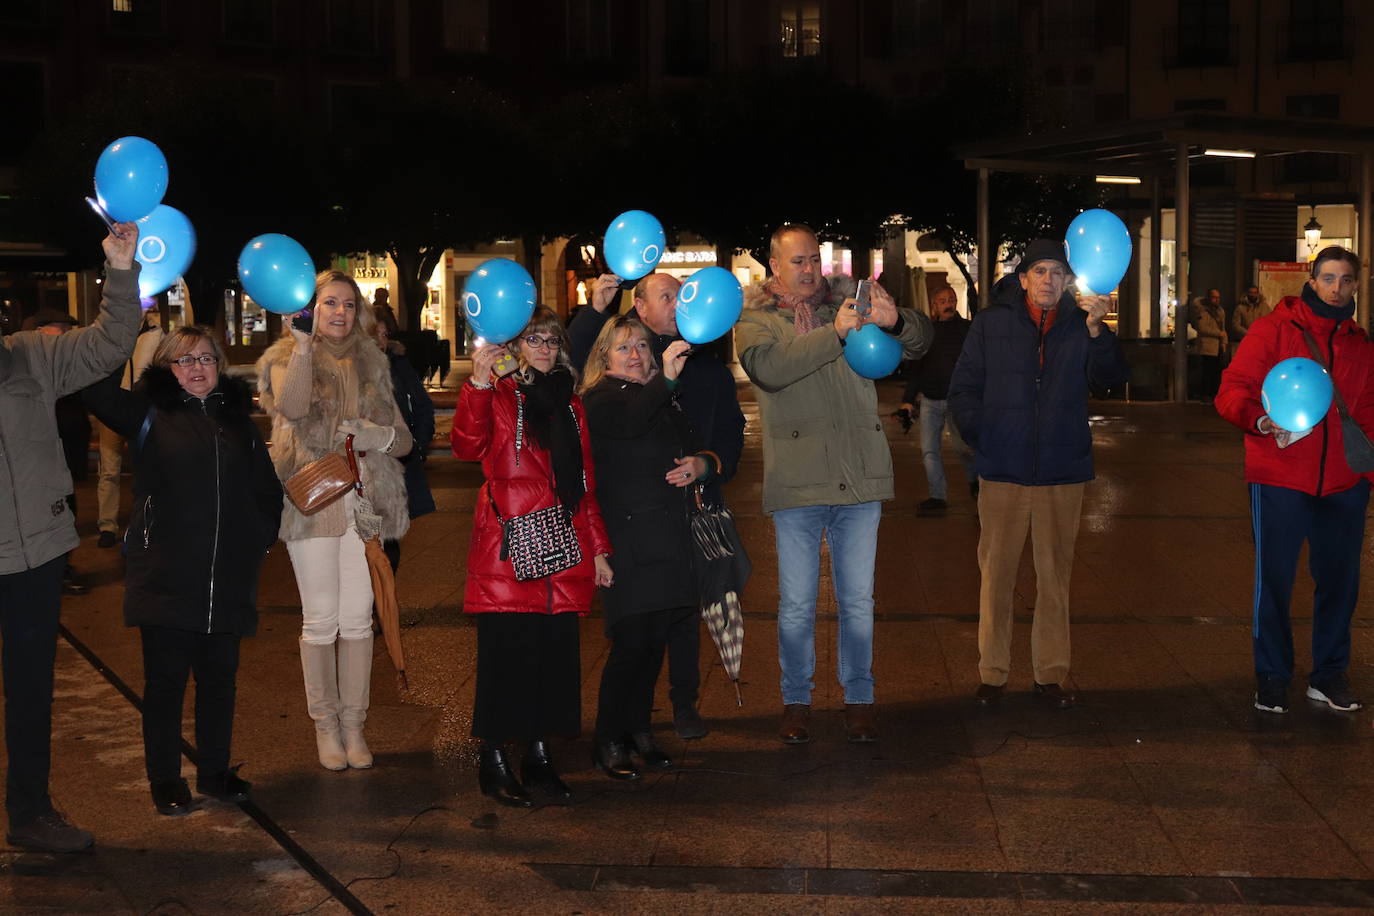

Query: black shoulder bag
1299,327,1374,473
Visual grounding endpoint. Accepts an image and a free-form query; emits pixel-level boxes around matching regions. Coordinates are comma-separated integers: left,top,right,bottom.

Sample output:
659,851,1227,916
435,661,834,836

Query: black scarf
1302,284,1356,323
519,367,585,514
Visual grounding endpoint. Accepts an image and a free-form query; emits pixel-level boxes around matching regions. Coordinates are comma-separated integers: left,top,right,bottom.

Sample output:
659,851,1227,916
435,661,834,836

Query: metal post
1360,152,1372,330
1174,142,1190,405
1150,177,1162,338
977,167,991,312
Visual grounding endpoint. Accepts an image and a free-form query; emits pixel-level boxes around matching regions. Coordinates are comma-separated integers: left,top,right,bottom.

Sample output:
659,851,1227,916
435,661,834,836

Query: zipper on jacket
1315,324,1340,497
1031,309,1049,482
141,495,154,549
203,399,222,634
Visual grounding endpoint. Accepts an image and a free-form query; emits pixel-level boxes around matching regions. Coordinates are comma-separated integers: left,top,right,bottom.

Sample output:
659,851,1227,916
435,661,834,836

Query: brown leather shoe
975,683,1005,706
844,703,878,743
1034,682,1076,708
779,704,810,744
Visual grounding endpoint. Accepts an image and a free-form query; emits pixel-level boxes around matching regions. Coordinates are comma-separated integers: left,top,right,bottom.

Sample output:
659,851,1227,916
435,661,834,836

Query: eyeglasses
522,335,562,350
172,354,219,367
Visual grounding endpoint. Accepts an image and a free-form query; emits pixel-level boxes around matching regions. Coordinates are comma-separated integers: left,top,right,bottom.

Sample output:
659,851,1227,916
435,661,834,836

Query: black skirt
472,612,581,743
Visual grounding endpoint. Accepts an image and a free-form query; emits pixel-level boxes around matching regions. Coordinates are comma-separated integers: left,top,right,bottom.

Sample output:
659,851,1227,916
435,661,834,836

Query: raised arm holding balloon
1215,246,1374,716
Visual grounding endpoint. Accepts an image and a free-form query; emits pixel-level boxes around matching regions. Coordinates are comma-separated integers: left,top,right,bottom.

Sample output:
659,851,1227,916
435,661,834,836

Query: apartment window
1286,93,1340,119
780,1,821,58
1095,0,1126,46
1175,0,1230,65
893,0,941,56
442,0,488,54
110,0,163,34
1287,0,1346,62
224,0,273,44
0,60,44,164
565,0,610,61
1042,0,1094,54
665,0,710,75
328,0,376,53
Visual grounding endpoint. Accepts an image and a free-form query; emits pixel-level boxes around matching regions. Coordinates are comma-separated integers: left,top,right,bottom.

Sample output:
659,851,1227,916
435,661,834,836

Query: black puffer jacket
83,365,283,636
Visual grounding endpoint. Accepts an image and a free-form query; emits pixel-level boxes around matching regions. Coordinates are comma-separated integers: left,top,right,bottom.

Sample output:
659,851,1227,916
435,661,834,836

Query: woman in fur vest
452,307,612,806
257,270,413,771
82,326,283,816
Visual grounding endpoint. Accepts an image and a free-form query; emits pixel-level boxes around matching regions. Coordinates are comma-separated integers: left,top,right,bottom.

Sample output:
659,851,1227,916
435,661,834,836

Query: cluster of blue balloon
1262,357,1333,434
92,137,196,299
1065,208,1133,295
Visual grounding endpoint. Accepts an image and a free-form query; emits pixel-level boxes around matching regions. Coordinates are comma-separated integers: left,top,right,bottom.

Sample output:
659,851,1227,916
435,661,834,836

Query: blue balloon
1262,357,1333,434
1065,208,1132,295
843,323,903,380
603,210,665,281
462,258,536,345
94,136,168,222
675,267,743,344
237,234,316,315
134,205,196,298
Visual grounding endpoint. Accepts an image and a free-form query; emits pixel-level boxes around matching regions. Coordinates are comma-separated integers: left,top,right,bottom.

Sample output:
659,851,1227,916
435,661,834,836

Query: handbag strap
1297,326,1354,421
343,434,363,492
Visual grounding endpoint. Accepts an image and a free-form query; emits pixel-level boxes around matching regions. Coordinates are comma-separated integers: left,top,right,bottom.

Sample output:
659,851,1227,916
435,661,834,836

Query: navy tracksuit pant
1250,480,1369,684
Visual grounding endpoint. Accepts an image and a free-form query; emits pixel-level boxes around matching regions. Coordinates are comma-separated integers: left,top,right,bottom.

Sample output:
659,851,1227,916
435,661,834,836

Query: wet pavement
5,381,1374,914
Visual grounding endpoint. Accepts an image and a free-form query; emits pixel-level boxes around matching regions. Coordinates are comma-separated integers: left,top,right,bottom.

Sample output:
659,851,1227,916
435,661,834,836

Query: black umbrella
690,487,751,706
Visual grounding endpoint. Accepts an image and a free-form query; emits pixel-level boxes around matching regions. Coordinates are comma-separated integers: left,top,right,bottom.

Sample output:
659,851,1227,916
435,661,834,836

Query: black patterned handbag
486,489,583,581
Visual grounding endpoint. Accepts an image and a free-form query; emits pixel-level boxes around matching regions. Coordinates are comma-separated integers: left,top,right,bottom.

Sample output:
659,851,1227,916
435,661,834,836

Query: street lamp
1304,207,1323,257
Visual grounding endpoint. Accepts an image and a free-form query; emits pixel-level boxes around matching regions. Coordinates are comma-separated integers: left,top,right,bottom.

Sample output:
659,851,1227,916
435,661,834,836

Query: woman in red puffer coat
452,307,612,807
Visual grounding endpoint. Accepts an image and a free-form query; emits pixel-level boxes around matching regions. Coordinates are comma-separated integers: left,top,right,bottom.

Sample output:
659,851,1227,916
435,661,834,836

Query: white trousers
286,523,374,645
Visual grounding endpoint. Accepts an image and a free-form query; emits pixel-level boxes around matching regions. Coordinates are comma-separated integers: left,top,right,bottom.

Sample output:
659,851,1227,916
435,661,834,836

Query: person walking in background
569,270,745,739
1216,247,1374,715
257,271,413,773
735,223,931,745
1,223,142,853
581,315,708,779
949,240,1128,711
1230,285,1271,358
452,307,611,806
83,327,282,817
95,305,163,549
373,305,435,571
1189,288,1229,402
900,286,976,517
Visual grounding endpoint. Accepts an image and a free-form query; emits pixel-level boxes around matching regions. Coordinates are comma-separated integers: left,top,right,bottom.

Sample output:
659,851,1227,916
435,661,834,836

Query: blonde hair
279,270,376,343
153,325,225,369
577,314,656,394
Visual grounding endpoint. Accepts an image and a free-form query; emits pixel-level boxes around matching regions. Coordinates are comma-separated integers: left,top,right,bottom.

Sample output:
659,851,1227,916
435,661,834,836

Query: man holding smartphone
735,223,931,744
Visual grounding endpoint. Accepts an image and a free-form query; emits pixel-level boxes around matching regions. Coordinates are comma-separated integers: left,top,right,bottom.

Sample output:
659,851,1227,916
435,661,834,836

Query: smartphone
492,352,518,378
291,309,314,334
854,279,872,317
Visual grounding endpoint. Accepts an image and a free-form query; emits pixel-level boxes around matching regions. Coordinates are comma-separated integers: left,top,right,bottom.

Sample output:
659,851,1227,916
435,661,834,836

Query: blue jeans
772,502,881,705
919,397,974,501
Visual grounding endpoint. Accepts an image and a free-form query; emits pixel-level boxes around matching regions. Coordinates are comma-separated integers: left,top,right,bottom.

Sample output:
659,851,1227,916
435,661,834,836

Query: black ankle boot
477,744,533,808
521,739,573,801
591,738,640,781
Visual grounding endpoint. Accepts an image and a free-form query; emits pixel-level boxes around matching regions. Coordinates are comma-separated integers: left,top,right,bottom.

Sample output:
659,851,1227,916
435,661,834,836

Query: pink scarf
766,275,831,335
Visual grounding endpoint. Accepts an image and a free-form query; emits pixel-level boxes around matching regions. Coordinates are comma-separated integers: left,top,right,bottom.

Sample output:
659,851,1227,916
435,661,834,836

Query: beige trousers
976,480,1085,687
95,420,124,534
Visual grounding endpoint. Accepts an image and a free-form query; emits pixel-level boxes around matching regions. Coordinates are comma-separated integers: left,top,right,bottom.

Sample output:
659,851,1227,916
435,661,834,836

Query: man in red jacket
1216,246,1374,714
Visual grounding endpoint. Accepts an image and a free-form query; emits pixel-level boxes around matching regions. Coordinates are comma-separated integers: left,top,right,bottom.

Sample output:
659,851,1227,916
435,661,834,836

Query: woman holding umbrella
257,271,413,772
453,307,612,807
580,315,710,780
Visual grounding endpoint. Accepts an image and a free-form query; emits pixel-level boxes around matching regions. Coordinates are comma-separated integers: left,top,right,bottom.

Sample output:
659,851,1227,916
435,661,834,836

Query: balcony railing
1162,24,1239,69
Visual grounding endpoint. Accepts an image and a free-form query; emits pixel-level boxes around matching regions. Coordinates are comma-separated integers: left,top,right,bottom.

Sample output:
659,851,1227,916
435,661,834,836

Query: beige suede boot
337,635,374,769
299,640,347,771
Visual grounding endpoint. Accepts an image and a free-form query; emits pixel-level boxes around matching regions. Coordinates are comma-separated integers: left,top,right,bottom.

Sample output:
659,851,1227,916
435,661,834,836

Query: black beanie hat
1016,239,1074,275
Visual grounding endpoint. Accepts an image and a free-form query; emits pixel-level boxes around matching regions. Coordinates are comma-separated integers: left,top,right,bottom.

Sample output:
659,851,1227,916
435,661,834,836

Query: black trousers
0,556,64,827
1200,354,1222,401
666,609,701,712
472,612,581,744
596,607,693,741
140,626,241,784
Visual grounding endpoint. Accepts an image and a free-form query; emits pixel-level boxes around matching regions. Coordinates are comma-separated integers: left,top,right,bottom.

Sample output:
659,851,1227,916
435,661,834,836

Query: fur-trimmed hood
743,274,857,311
138,364,255,416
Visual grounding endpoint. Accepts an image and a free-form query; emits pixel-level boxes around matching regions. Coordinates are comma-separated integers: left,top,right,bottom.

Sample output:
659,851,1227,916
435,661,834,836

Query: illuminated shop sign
659,250,716,264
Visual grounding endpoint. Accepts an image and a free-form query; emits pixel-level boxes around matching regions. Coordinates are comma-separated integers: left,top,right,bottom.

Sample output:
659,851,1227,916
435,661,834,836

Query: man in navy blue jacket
948,239,1127,709
570,272,745,738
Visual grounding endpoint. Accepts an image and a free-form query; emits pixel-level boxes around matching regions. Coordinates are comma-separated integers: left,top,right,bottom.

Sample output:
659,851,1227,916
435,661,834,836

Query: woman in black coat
580,315,713,780
373,306,436,570
83,326,283,816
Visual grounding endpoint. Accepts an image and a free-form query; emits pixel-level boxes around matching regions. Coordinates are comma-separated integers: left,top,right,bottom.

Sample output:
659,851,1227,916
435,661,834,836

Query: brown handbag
285,435,359,515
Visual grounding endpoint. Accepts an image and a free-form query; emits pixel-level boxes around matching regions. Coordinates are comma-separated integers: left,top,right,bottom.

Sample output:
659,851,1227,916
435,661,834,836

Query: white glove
338,419,395,452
